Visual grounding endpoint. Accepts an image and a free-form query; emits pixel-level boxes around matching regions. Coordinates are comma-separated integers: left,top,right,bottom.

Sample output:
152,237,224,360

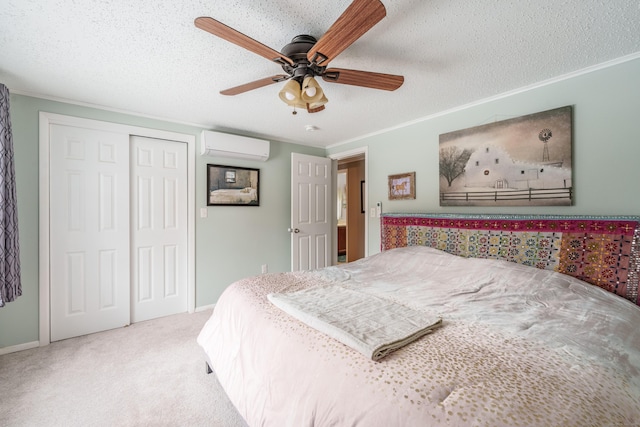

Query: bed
197,213,640,426
209,188,258,205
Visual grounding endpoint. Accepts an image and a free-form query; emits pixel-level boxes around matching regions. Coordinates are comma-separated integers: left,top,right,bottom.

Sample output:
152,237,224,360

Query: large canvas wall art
439,106,572,206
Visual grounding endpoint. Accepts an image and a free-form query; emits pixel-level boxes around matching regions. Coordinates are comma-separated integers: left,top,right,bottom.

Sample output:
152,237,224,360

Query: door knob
287,228,300,233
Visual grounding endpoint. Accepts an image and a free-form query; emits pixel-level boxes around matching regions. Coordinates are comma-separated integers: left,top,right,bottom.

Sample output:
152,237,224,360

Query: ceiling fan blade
220,75,289,96
195,17,294,66
322,68,404,91
306,0,386,66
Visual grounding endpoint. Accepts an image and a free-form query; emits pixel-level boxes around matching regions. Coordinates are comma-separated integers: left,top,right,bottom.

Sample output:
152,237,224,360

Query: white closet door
130,136,188,322
50,125,131,342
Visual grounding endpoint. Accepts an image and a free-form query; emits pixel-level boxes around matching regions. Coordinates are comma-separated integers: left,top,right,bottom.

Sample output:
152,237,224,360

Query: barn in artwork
439,106,572,206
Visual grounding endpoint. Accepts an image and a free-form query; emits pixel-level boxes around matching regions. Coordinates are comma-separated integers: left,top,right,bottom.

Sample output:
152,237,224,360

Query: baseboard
195,304,215,313
0,340,39,355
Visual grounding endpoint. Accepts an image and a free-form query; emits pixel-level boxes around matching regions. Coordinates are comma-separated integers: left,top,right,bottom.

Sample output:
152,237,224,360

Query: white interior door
130,136,188,323
49,124,131,342
291,153,333,271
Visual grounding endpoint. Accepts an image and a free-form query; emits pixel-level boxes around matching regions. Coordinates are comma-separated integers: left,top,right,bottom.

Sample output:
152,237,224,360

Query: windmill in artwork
539,128,552,162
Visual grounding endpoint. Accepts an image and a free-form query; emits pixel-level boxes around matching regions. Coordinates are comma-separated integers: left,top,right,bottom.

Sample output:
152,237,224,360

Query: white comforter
198,246,640,426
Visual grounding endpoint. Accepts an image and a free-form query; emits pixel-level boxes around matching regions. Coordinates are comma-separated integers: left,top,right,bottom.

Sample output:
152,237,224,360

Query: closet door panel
130,136,188,322
49,125,130,342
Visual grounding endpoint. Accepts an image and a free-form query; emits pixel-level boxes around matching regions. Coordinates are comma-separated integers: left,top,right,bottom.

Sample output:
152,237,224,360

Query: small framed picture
207,164,259,206
388,172,416,200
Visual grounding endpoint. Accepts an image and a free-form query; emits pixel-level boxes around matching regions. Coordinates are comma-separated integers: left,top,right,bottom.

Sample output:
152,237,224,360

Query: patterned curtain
0,83,21,307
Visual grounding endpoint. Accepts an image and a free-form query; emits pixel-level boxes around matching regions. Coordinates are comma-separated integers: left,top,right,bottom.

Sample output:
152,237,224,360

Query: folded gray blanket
268,285,442,361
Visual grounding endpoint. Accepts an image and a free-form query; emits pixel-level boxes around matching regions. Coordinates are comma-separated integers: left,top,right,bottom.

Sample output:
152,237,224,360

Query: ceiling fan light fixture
306,93,328,113
301,76,324,103
278,79,302,106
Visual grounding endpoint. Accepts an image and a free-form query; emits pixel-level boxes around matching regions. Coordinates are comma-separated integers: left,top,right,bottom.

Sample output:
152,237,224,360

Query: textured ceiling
1,0,639,148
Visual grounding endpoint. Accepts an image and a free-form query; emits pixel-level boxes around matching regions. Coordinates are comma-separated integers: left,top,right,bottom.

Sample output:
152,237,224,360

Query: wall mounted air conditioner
200,130,270,162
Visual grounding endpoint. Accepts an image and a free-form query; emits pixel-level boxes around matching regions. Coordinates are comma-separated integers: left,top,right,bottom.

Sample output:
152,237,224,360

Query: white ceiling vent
200,130,270,162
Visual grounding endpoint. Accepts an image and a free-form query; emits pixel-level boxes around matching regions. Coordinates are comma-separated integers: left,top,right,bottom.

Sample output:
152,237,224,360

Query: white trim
195,304,215,313
38,114,51,346
38,112,196,346
329,147,369,258
327,52,640,149
17,54,640,152
10,89,306,146
0,341,39,355
15,90,208,131
331,160,338,265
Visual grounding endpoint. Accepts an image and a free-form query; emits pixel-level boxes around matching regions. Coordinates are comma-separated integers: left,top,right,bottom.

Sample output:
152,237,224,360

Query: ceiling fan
195,0,404,114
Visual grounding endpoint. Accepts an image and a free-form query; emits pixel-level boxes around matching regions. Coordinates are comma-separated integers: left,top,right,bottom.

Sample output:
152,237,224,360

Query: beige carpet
0,310,248,427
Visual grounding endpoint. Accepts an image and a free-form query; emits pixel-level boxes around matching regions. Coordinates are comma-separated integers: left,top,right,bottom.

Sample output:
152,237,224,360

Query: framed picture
388,172,416,200
438,105,572,206
207,164,259,206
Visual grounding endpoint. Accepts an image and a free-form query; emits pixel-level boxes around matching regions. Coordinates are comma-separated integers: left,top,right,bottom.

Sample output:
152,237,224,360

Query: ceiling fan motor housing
280,35,325,80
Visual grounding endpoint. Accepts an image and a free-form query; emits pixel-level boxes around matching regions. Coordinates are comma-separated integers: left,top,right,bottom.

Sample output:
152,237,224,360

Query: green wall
2,57,639,351
0,95,323,350
328,57,640,255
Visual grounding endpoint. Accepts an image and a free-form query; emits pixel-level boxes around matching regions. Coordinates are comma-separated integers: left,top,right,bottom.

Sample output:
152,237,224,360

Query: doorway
336,154,366,263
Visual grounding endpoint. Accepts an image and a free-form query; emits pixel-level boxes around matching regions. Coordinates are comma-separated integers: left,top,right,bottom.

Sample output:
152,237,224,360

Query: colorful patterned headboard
381,213,640,306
